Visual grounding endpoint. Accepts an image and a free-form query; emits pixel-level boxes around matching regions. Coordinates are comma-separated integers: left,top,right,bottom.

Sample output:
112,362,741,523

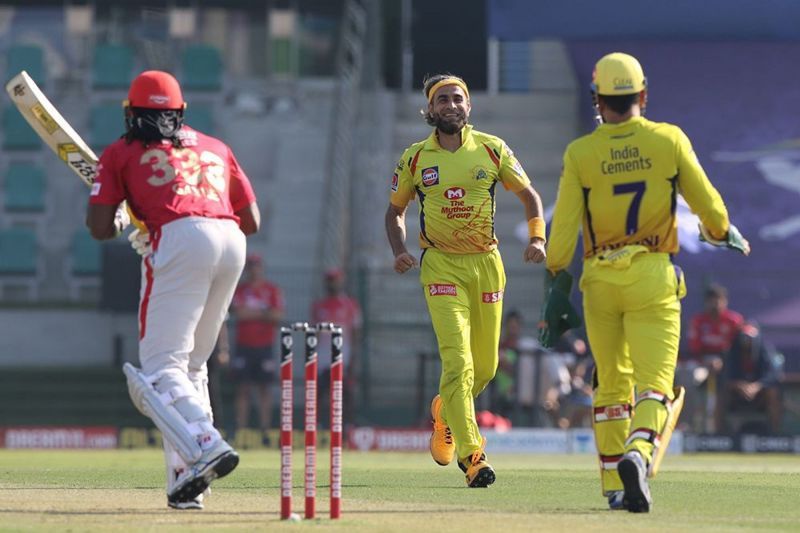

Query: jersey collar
597,115,645,132
424,124,475,151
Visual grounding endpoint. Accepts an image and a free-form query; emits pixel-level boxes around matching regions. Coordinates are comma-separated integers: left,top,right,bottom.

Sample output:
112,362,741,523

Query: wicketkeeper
540,53,749,512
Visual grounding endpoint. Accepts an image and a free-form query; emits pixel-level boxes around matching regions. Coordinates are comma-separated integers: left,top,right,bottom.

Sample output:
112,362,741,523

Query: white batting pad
123,363,205,464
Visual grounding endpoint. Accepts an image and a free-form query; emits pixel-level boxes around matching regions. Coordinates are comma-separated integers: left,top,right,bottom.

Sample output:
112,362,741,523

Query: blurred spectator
207,319,230,431
492,310,525,417
500,310,572,427
558,332,594,428
677,283,744,432
230,255,285,442
311,268,362,423
717,323,784,434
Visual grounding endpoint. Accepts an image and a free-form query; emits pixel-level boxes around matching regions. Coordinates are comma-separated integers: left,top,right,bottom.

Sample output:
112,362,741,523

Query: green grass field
1,449,799,531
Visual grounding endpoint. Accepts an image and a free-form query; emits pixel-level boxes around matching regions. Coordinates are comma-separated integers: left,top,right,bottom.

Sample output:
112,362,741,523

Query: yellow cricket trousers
580,249,685,494
420,248,506,461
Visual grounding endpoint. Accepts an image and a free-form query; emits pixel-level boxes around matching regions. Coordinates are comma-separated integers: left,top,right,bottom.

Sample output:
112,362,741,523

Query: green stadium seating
185,103,214,134
181,44,223,91
271,38,292,75
2,106,42,150
90,103,123,150
0,226,37,274
92,43,134,89
6,44,45,88
71,230,101,276
4,162,46,212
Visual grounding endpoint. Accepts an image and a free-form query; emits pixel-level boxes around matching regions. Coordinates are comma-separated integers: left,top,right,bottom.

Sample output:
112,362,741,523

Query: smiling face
428,84,471,135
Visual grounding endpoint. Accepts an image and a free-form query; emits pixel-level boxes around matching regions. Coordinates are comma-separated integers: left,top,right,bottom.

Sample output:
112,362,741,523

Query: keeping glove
698,223,750,256
113,201,131,237
538,270,582,348
128,228,152,256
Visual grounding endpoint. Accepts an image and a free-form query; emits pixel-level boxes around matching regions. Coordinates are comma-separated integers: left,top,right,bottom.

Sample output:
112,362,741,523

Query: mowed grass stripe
0,450,798,531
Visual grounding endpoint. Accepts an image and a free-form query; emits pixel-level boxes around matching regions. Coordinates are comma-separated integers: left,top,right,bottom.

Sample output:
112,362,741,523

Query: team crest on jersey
391,172,399,192
421,166,439,186
428,283,457,296
473,166,488,180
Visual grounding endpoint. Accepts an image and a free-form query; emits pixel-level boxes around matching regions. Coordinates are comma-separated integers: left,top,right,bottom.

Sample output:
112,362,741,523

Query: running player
540,53,749,512
86,70,260,509
385,74,547,487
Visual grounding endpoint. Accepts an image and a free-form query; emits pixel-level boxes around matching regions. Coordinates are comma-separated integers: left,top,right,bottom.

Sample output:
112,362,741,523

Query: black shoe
167,494,204,510
618,451,652,513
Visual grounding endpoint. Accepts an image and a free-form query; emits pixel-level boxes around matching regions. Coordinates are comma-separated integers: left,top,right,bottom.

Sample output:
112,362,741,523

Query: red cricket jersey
89,126,256,232
233,280,284,347
687,309,744,359
312,295,362,332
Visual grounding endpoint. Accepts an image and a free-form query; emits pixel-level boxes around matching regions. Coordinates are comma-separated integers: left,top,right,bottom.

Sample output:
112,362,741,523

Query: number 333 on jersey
90,126,255,233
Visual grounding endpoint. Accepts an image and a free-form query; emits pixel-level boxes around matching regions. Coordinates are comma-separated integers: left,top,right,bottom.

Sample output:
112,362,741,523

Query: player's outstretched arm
698,223,750,256
385,203,418,274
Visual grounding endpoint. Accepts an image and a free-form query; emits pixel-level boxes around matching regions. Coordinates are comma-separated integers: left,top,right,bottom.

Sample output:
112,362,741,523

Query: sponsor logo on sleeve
391,172,399,192
482,290,504,303
428,283,457,296
421,166,439,187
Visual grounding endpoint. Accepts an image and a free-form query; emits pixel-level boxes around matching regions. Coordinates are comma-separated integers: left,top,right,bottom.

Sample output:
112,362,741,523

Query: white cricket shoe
618,451,652,513
168,440,239,503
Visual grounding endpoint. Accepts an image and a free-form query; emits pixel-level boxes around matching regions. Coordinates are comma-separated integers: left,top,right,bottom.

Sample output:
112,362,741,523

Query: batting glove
113,201,131,237
128,228,152,256
538,270,582,348
698,223,750,256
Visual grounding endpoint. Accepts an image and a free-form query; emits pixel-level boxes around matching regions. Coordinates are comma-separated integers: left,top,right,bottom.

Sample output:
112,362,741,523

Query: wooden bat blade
5,70,99,187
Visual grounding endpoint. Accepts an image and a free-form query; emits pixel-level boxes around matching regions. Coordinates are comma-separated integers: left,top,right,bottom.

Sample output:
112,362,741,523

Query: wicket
280,322,343,520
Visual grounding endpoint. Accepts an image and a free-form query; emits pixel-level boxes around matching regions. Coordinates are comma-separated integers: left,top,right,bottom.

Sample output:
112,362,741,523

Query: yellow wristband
528,217,546,240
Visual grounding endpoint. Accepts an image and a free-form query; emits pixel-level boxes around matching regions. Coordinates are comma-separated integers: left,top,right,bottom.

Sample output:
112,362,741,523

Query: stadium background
0,0,799,450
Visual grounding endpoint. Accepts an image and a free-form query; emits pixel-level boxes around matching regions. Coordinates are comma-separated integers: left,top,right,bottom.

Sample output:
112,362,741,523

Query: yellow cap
591,53,646,95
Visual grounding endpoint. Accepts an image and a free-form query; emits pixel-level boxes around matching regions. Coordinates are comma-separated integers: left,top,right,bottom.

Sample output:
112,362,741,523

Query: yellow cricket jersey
546,116,730,272
390,125,530,254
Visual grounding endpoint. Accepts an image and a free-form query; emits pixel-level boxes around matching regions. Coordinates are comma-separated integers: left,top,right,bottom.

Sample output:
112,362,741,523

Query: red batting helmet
126,70,185,110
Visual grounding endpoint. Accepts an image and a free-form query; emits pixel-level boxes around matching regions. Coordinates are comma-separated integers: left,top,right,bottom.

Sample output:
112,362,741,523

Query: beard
433,112,467,135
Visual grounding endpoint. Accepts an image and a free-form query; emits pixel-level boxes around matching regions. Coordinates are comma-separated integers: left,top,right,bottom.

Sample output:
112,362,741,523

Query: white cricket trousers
138,216,246,378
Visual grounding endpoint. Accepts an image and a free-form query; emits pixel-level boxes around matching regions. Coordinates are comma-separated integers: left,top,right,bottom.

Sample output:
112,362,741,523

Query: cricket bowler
385,74,547,487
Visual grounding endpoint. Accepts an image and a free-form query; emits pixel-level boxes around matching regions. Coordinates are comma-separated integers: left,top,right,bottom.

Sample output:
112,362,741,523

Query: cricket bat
4,70,143,230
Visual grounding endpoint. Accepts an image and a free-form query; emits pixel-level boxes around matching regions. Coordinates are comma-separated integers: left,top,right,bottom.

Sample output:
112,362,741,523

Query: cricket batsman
385,74,547,487
539,53,750,512
86,70,261,509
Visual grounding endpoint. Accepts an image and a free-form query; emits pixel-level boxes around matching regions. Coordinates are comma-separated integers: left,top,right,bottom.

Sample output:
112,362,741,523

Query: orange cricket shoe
458,437,495,487
429,394,455,466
